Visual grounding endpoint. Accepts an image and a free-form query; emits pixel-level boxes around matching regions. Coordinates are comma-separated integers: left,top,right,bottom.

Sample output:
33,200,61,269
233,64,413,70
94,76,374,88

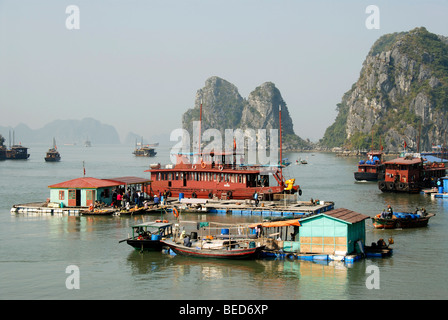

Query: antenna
279,104,283,184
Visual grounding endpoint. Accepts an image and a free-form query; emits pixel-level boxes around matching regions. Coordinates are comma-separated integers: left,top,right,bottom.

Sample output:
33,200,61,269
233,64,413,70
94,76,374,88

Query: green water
1,144,447,300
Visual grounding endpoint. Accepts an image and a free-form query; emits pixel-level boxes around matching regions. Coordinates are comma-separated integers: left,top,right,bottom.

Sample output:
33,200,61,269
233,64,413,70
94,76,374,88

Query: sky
0,0,447,143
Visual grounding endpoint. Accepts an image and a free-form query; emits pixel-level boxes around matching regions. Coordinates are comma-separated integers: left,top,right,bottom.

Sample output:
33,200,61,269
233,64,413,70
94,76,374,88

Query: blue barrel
221,228,229,235
151,234,161,241
179,193,184,201
438,187,444,194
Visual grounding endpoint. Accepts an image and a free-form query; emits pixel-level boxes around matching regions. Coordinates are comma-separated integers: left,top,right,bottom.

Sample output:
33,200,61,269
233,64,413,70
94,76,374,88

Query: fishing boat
378,155,446,193
80,208,117,216
44,138,61,162
133,137,157,157
4,131,30,160
161,238,264,259
363,238,393,257
122,221,174,251
144,102,301,200
371,211,435,229
354,151,385,181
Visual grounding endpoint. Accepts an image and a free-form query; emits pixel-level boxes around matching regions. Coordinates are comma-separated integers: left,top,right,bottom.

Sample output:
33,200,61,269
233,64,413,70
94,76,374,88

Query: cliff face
182,76,310,150
322,27,448,151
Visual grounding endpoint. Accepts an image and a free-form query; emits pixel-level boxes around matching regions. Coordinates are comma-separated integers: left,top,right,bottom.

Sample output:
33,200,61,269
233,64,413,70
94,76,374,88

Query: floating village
7,106,448,266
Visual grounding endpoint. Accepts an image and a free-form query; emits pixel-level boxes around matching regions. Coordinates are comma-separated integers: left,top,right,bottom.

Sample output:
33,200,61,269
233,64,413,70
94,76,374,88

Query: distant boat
5,130,29,160
84,140,92,147
133,137,157,157
45,138,61,162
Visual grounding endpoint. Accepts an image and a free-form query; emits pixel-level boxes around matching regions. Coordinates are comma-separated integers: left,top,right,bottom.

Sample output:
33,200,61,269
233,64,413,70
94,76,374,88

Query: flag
404,141,407,149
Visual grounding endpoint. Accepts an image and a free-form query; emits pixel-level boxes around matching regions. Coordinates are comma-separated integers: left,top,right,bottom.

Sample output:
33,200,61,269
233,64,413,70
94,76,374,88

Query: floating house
296,208,369,255
48,177,123,207
254,208,370,260
47,176,152,207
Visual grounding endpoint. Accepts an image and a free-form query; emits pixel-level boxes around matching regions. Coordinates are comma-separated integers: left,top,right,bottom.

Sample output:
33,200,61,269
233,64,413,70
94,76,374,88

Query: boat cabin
379,156,446,192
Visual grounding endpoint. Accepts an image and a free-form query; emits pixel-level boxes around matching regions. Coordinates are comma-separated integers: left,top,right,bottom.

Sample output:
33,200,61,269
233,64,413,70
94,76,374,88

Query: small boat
161,238,264,260
371,211,435,229
45,138,61,162
363,238,393,258
133,137,157,157
80,208,117,216
122,221,173,251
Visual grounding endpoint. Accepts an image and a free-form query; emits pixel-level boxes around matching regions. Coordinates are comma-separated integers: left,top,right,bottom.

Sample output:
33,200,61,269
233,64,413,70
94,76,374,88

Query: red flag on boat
404,140,407,149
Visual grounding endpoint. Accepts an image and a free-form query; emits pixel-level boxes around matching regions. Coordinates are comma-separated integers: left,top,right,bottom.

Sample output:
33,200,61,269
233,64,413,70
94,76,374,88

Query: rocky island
321,27,448,152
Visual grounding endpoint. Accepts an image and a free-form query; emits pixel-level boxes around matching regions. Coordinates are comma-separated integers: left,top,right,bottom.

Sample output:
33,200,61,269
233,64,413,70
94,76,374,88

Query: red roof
384,157,422,165
48,177,123,189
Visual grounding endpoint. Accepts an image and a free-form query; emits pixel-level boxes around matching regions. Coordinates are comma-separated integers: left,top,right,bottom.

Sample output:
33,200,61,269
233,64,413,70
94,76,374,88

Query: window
59,190,65,200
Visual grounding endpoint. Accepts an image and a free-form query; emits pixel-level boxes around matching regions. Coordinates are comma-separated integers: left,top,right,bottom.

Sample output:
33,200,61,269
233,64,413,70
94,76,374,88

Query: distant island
0,118,120,145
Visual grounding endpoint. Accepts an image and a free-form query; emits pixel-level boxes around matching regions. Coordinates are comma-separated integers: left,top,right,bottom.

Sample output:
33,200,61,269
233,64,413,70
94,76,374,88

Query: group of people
112,187,146,209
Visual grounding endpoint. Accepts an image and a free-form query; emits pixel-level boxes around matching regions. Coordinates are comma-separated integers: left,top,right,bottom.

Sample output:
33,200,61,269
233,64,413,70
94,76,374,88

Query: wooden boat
144,102,301,200
161,238,264,260
371,211,435,229
122,221,173,251
354,151,385,181
363,239,393,257
133,137,157,157
80,208,117,216
45,138,61,162
378,155,446,193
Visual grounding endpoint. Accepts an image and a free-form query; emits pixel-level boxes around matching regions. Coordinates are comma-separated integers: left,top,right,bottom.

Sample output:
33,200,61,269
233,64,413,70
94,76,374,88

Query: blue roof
423,155,448,163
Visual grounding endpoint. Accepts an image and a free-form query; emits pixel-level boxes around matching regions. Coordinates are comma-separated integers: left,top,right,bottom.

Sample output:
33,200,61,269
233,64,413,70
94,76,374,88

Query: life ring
219,165,223,171
386,182,395,190
201,161,206,169
173,208,179,218
226,191,232,199
192,192,197,198
379,181,386,190
208,192,214,199
298,189,302,196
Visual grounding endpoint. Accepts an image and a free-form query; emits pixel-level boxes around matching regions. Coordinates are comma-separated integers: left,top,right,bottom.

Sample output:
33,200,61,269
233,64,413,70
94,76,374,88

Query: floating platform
10,202,83,216
11,198,335,218
170,198,335,217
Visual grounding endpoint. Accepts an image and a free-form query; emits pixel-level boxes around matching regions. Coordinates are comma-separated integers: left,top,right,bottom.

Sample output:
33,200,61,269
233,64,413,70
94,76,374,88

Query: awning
249,219,301,228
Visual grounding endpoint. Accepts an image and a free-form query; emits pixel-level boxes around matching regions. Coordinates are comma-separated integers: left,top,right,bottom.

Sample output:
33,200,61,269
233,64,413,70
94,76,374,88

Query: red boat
145,152,300,200
378,155,446,193
354,150,385,181
145,102,301,200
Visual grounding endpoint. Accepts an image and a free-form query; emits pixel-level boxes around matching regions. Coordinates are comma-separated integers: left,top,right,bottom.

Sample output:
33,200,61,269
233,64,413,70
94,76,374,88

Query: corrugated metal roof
48,177,123,189
108,176,152,184
301,208,369,224
384,157,422,165
324,208,370,224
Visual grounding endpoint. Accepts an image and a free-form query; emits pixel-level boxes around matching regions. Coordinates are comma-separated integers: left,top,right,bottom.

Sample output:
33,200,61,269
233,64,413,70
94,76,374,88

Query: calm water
1,144,447,300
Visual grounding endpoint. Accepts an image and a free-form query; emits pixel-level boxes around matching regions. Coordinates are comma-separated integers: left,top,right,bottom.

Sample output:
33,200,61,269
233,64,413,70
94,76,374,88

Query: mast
279,104,283,184
199,98,202,156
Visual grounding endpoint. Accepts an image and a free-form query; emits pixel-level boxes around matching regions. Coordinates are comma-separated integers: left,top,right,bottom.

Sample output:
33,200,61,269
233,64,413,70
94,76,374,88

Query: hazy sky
0,0,447,143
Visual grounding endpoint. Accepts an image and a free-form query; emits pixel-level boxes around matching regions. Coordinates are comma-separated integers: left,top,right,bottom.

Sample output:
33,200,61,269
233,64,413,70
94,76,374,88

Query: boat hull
127,239,165,251
162,240,264,259
354,172,383,181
